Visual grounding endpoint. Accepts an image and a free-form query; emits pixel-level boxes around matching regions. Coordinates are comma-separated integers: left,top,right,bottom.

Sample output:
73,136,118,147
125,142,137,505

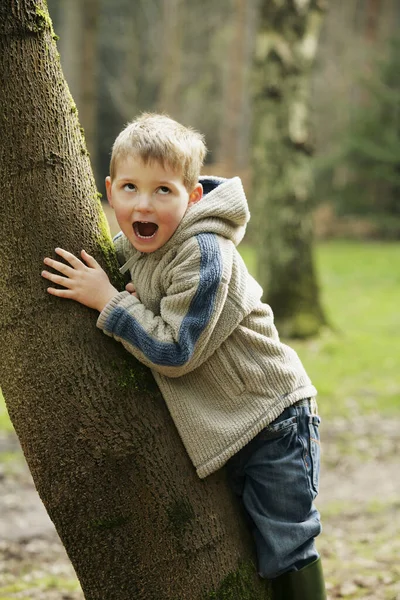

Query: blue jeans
226,398,322,579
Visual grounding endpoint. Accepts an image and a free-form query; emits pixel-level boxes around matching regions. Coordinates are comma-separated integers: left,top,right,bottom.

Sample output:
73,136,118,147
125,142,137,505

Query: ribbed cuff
96,290,131,331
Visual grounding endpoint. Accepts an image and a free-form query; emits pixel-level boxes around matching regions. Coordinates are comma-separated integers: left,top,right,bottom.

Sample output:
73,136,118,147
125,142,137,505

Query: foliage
316,37,400,231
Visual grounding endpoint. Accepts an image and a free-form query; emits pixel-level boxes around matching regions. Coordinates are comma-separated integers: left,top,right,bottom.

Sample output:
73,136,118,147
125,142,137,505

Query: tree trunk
252,0,328,338
217,0,257,174
57,0,100,182
365,0,383,42
0,2,270,599
79,0,100,180
158,0,184,116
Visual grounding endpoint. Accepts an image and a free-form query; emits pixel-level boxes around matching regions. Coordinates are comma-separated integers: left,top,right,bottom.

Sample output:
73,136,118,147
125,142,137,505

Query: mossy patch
93,194,124,288
115,360,157,396
167,498,195,536
203,561,270,599
276,311,322,339
31,5,55,36
89,514,131,530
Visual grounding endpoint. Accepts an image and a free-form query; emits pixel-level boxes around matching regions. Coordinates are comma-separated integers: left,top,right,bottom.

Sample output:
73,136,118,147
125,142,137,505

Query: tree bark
217,0,256,174
252,0,328,338
57,0,100,182
0,2,270,599
158,0,184,116
365,0,383,42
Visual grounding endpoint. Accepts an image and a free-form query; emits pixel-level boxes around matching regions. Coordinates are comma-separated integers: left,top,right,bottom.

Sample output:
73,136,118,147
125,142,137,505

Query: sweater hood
117,176,250,270
181,175,249,245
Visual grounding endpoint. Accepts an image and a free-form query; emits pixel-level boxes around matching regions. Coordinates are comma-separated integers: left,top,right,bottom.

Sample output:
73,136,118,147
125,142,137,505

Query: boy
42,113,326,599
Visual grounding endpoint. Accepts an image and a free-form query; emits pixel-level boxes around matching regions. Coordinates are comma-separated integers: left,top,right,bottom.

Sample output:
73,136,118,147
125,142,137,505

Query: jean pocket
257,415,297,441
308,415,321,496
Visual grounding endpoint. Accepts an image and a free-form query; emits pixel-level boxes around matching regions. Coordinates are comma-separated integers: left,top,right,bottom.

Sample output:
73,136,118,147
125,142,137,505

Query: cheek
114,205,132,222
161,202,187,226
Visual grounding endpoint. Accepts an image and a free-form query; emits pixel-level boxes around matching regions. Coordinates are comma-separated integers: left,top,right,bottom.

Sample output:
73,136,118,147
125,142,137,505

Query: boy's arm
97,234,241,377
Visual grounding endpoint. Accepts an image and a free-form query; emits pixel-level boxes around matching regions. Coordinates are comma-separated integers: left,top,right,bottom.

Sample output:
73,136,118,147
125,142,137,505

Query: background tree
252,0,328,338
55,0,100,181
0,2,271,598
216,0,257,176
316,35,400,237
158,0,184,115
312,0,400,238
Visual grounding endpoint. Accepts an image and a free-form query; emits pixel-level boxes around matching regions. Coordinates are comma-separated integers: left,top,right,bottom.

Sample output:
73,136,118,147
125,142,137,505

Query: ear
105,176,113,207
188,183,203,206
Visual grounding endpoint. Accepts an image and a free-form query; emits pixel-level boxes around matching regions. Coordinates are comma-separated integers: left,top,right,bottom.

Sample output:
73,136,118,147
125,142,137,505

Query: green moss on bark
115,359,158,397
32,5,56,36
167,498,195,536
203,561,270,599
93,194,124,288
89,515,131,530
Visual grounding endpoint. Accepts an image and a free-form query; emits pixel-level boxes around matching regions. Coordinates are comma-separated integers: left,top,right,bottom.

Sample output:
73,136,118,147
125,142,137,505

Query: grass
1,241,399,430
241,240,400,419
0,575,81,597
0,388,12,432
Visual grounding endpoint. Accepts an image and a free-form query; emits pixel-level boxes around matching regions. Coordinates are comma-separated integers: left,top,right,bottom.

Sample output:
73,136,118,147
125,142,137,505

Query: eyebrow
117,176,177,187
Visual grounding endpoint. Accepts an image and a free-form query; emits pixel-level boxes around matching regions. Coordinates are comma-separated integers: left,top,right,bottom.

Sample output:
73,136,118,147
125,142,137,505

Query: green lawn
242,240,400,419
0,388,12,432
1,241,399,430
294,241,399,418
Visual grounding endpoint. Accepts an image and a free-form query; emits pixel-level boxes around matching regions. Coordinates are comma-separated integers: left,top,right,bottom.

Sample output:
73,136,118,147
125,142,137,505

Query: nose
135,194,152,213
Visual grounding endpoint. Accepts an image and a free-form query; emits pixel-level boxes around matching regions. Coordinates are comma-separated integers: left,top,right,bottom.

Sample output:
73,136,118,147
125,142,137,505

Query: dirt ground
0,414,399,600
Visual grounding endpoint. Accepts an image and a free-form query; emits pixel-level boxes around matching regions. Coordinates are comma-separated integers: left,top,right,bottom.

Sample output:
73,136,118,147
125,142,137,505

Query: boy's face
105,156,202,253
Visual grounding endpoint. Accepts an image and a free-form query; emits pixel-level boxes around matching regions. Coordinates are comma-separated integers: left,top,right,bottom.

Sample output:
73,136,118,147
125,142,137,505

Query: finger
81,249,100,269
46,286,75,298
43,257,75,277
41,270,72,288
125,282,135,292
54,247,84,269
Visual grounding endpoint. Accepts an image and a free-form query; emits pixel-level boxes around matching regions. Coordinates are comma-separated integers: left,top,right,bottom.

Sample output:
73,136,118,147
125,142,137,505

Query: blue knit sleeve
97,234,232,376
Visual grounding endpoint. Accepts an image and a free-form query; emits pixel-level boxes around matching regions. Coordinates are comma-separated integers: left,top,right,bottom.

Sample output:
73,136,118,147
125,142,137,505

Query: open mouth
133,221,159,239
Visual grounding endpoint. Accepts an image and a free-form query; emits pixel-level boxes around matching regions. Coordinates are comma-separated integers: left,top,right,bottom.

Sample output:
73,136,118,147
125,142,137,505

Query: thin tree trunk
58,0,82,96
0,2,270,598
79,0,100,178
365,0,383,42
252,0,328,338
158,0,183,115
58,0,99,181
217,0,255,174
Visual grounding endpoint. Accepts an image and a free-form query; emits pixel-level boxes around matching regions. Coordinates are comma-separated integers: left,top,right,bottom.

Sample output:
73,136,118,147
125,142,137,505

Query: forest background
0,1,399,599
51,0,400,241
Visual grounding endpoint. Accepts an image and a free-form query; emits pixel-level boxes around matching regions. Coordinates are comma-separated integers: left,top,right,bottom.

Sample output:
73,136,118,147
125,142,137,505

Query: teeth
136,231,156,239
133,221,158,239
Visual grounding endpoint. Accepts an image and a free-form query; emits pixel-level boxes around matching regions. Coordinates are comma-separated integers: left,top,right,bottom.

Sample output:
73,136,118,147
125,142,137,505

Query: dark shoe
271,558,326,599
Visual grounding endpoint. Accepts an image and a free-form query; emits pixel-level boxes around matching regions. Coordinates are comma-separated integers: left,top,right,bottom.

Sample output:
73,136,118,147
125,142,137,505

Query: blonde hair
109,113,207,190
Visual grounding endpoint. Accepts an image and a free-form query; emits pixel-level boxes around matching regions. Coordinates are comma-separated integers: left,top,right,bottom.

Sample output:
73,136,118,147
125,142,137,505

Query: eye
123,183,136,192
157,186,171,195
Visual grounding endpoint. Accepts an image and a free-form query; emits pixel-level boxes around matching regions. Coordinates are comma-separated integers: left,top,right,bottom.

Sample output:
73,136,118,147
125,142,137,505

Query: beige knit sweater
97,176,317,478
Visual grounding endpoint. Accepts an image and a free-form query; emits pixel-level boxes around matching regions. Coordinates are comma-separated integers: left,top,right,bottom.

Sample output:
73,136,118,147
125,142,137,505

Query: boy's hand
125,282,138,298
42,248,119,312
